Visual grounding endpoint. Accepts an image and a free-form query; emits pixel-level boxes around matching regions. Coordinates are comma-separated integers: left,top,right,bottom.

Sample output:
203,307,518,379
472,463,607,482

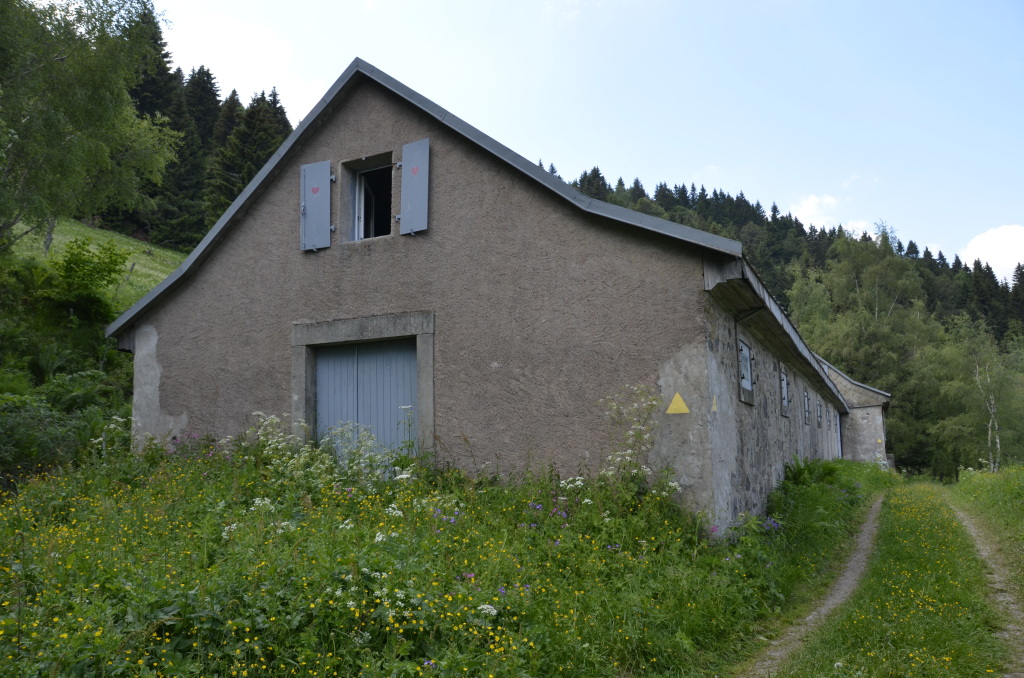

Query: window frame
738,339,754,405
354,165,393,240
779,364,790,417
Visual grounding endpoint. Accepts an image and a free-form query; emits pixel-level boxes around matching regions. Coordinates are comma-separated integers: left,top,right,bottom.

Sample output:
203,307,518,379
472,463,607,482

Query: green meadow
0,410,896,677
12,219,186,312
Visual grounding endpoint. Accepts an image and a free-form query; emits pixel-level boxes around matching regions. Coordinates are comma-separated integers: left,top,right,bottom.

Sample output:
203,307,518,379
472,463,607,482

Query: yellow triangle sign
667,393,690,414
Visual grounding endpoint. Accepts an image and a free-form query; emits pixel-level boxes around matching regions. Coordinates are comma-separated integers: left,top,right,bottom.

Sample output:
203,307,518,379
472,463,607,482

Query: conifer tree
575,167,611,200
150,69,207,248
204,91,293,225
185,66,222,150
627,178,647,204
653,182,676,211
211,90,244,150
126,6,177,118
1010,264,1024,325
267,87,293,140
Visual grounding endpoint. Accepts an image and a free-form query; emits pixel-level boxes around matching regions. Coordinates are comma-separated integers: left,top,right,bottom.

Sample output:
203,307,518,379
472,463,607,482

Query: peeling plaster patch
133,324,188,441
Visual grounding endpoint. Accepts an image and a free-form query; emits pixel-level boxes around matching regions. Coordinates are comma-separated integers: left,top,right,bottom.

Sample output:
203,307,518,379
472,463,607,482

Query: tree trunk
43,216,57,256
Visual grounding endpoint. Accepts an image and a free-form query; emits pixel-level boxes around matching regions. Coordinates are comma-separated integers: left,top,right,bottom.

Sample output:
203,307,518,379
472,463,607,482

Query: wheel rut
949,503,1024,678
737,494,884,678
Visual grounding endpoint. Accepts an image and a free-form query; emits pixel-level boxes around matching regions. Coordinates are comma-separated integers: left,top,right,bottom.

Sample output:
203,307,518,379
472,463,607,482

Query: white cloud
960,224,1024,284
790,194,839,228
845,220,871,236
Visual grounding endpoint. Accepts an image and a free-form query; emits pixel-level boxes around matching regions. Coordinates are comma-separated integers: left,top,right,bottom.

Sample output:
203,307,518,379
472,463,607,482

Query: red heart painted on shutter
411,167,419,175
311,186,320,195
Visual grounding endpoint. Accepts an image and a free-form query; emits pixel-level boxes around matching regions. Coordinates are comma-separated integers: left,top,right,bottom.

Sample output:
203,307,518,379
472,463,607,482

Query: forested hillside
562,166,1024,475
1,0,1020,479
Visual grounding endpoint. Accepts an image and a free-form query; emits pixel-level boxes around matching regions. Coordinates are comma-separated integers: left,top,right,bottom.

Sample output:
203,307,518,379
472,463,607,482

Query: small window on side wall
779,365,790,417
803,390,810,425
817,400,823,427
738,340,754,404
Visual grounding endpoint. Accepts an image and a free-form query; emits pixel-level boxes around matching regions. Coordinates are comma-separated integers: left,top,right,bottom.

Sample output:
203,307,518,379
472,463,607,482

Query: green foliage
0,0,178,249
0,240,134,477
0,417,891,676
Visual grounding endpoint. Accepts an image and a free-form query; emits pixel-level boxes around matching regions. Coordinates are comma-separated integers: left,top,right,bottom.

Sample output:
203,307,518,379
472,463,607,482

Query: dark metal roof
815,355,892,400
105,58,740,338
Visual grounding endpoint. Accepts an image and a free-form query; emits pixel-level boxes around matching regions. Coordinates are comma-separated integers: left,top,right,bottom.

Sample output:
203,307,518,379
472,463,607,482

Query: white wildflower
477,604,498,616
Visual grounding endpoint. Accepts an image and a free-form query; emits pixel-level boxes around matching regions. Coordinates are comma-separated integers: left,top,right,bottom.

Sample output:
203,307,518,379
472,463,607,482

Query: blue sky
160,0,1024,282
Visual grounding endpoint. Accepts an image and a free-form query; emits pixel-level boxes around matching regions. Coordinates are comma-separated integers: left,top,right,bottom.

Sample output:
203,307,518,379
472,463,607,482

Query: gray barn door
316,339,417,450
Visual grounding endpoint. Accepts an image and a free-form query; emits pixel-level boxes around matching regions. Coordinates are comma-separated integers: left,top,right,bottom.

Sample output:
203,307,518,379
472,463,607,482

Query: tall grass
952,465,1024,594
777,483,1009,676
0,415,894,677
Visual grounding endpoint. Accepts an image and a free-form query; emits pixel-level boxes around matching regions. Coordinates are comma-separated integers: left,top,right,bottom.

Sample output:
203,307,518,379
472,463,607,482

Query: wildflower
375,532,387,543
477,604,498,616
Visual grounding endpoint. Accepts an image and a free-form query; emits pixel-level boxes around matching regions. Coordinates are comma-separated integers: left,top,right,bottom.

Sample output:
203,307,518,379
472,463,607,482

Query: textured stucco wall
130,79,708,478
820,364,888,463
841,407,887,462
701,298,843,523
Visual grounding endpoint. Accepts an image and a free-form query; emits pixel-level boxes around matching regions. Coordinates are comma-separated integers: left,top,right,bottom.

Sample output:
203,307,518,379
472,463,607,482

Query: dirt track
737,495,884,678
737,491,1024,677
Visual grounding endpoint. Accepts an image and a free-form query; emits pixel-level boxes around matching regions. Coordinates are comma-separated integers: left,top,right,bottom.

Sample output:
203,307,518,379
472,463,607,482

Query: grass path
948,502,1024,678
735,494,885,678
734,483,1022,677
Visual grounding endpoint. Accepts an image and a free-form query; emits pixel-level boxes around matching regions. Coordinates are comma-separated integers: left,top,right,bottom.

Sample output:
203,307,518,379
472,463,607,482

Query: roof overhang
704,254,849,412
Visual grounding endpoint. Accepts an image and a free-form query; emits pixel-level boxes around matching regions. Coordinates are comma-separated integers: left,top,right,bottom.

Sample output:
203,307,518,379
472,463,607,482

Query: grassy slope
12,219,185,313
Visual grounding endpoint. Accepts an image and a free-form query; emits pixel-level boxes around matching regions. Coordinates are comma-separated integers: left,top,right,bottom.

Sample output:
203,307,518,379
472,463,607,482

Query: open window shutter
399,138,429,235
301,160,332,250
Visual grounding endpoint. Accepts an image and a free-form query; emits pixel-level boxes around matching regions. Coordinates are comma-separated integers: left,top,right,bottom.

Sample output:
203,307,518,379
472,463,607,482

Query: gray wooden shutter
399,138,429,235
301,160,332,250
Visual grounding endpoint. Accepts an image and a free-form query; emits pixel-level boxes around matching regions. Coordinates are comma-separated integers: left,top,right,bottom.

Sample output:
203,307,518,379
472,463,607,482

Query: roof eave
106,58,741,338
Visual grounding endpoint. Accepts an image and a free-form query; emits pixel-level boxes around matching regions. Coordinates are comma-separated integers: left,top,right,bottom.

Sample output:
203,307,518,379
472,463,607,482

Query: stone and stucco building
107,59,888,525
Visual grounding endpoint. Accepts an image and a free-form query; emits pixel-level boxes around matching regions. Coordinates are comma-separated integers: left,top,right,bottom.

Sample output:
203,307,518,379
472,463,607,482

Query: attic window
779,365,790,417
356,165,393,239
738,340,754,405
